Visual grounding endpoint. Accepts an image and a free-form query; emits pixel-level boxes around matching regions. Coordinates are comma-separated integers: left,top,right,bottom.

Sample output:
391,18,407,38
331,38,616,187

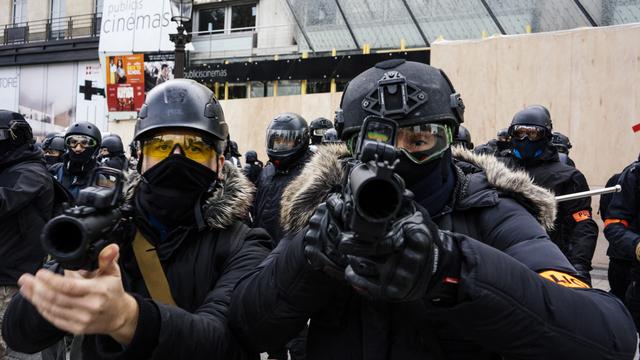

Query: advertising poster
106,54,145,112
144,53,175,92
18,64,74,135
76,61,107,131
0,66,19,112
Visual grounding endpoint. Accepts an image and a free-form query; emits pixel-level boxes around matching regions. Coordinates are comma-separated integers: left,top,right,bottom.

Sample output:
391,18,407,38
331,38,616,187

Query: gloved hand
303,193,350,280
340,210,441,302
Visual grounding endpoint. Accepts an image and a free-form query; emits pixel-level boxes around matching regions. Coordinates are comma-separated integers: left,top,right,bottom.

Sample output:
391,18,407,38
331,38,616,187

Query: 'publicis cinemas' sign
101,0,171,34
99,0,178,53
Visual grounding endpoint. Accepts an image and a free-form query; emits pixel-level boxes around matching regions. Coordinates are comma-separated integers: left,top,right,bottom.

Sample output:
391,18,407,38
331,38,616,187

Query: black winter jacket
0,144,54,286
503,149,598,276
252,151,311,243
243,161,263,185
230,144,637,360
3,162,272,360
604,161,640,261
50,155,100,200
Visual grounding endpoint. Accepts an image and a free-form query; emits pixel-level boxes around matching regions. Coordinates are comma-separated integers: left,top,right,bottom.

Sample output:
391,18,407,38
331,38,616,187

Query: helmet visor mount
267,129,305,153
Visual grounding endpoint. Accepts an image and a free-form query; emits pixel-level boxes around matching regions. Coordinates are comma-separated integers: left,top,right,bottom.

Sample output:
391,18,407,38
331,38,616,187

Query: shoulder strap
132,231,177,306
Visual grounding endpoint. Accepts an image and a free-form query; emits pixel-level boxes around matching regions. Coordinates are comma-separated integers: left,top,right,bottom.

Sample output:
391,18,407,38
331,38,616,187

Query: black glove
303,193,350,280
340,210,441,302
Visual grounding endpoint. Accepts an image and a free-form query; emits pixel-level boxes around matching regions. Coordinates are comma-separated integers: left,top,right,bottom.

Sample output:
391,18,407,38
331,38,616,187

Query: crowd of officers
0,60,639,359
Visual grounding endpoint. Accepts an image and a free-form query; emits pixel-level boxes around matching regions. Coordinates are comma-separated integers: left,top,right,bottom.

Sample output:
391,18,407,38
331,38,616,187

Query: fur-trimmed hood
123,161,254,229
281,144,557,234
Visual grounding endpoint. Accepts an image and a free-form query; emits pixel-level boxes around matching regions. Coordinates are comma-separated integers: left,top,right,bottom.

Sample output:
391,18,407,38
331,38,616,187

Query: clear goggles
511,125,546,142
267,129,305,152
142,133,215,163
361,121,452,164
312,128,328,137
65,135,98,149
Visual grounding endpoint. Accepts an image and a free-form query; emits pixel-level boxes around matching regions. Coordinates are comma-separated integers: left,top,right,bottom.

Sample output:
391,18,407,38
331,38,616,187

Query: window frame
12,0,27,25
194,1,257,35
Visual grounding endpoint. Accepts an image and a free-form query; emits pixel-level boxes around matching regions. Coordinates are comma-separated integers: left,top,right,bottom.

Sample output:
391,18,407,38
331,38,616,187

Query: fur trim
203,161,254,229
280,145,557,234
122,161,254,229
451,147,557,231
281,144,349,234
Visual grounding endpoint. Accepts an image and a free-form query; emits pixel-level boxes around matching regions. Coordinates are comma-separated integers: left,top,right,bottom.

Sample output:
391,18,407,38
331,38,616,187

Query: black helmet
337,59,464,142
309,117,333,145
0,110,33,149
228,140,241,157
135,79,228,153
266,112,309,169
245,150,258,163
551,131,572,154
42,133,65,152
101,134,125,155
508,105,553,140
497,128,510,141
453,125,473,150
322,128,341,144
65,122,102,147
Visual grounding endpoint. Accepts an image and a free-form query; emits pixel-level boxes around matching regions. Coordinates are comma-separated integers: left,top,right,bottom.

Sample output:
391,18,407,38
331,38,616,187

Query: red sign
106,54,145,112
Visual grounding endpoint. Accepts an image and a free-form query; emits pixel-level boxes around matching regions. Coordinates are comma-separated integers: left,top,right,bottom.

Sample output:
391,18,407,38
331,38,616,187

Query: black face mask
512,138,546,161
44,155,62,166
66,147,97,174
497,140,511,152
394,151,443,187
137,154,218,229
0,140,11,157
395,150,454,215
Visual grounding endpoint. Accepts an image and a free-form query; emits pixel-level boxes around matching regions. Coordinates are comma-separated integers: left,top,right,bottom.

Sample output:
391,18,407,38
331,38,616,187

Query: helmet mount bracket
361,71,428,118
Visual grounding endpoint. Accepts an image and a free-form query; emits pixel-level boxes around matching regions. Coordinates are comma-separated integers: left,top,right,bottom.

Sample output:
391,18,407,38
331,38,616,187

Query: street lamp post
169,0,193,79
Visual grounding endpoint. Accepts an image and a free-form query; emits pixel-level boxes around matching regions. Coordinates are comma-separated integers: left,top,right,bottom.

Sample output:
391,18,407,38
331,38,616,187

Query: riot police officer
42,132,65,169
3,79,271,360
99,133,128,171
604,159,640,333
50,122,102,199
252,112,312,243
243,150,263,185
503,105,598,283
474,128,510,157
230,60,636,359
552,131,576,167
225,140,242,168
453,125,474,150
309,117,333,147
0,110,54,359
321,128,341,145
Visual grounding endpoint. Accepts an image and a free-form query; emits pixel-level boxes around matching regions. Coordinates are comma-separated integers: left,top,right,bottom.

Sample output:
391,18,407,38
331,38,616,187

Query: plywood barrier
107,92,343,164
431,23,640,187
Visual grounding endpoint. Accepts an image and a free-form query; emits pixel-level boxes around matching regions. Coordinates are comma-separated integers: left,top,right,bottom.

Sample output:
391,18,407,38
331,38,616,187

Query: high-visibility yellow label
538,270,590,289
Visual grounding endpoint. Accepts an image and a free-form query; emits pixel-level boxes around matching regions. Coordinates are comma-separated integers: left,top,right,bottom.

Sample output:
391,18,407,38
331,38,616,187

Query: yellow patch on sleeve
538,270,590,289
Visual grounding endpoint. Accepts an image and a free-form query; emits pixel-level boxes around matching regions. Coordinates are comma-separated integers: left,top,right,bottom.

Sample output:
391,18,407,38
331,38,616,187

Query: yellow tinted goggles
142,134,215,163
